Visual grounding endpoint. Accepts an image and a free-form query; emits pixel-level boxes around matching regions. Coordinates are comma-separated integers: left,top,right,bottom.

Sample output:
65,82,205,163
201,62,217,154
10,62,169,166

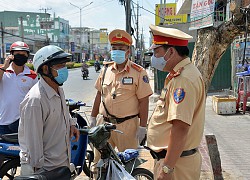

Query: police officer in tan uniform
147,25,206,180
90,29,153,175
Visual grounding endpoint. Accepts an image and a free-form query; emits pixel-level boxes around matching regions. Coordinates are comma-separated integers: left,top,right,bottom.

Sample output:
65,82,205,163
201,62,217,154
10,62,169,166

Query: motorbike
94,61,101,72
0,99,90,180
79,123,154,180
81,69,88,80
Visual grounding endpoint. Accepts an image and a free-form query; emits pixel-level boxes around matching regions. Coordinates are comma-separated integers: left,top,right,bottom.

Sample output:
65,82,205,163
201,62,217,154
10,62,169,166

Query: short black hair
162,44,189,57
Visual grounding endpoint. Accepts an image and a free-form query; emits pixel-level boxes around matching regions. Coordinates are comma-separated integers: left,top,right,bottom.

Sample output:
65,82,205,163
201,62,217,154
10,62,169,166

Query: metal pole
80,8,82,61
20,17,24,42
70,2,93,61
1,22,5,63
125,0,131,34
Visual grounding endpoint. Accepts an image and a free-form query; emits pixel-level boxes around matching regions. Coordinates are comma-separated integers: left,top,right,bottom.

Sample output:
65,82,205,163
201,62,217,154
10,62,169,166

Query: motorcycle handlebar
78,127,89,135
78,123,116,135
104,123,116,131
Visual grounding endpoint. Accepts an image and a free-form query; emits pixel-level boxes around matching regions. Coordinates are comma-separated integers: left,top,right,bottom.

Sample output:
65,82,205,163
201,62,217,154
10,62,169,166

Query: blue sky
0,0,175,48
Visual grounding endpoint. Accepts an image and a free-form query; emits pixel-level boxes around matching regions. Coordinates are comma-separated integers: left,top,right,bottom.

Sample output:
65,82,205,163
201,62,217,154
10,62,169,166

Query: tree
192,0,247,93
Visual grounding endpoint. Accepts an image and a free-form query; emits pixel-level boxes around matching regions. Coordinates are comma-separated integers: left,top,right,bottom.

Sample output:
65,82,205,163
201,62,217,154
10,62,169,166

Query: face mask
111,50,126,64
151,50,169,71
53,67,68,85
13,54,28,66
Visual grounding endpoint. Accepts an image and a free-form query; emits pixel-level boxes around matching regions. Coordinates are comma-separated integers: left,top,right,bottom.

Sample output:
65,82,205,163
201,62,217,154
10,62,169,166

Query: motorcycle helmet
10,41,30,54
33,45,71,73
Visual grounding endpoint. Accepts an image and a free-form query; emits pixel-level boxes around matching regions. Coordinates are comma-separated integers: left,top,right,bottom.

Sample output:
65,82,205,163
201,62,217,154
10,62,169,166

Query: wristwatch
162,165,174,174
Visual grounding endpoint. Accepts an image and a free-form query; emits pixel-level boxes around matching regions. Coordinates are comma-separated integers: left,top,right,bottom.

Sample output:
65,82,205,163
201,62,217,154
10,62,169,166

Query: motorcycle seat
0,133,18,143
14,166,71,180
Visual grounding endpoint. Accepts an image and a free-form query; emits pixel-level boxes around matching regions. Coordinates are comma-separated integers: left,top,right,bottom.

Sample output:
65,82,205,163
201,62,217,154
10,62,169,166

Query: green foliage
73,63,83,68
88,60,103,66
66,62,74,69
26,63,34,70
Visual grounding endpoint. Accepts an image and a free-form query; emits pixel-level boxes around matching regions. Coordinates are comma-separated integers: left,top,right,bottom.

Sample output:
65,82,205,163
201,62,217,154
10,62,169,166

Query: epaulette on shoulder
131,62,143,72
103,61,114,66
25,70,37,79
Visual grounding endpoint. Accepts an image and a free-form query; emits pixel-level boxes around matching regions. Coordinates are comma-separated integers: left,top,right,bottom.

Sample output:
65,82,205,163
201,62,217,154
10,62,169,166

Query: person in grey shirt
18,45,80,175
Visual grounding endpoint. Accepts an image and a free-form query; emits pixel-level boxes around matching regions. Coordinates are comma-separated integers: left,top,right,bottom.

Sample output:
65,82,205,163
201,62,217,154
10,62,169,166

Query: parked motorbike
79,123,154,180
0,99,89,180
0,133,20,179
94,61,101,72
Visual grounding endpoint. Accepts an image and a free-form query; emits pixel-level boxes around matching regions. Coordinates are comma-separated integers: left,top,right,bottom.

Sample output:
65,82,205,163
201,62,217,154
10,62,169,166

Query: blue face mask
111,50,126,64
151,50,169,71
151,55,167,71
53,67,68,85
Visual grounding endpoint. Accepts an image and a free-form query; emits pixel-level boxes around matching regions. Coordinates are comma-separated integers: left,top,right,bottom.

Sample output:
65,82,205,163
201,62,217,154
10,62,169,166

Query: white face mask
151,50,169,71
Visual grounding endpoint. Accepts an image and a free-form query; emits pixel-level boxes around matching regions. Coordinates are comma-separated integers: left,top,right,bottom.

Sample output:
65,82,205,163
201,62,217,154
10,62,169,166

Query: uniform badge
143,75,149,83
122,77,133,85
173,88,185,104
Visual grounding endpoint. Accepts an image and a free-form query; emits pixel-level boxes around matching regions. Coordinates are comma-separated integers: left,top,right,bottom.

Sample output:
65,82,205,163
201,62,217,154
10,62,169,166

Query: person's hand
70,125,80,142
89,116,97,128
157,170,173,180
3,55,14,69
20,164,34,175
136,126,147,145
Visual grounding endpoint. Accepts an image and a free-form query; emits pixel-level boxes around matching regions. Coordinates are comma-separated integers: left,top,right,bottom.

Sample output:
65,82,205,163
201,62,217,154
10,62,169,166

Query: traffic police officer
147,24,206,180
90,29,153,175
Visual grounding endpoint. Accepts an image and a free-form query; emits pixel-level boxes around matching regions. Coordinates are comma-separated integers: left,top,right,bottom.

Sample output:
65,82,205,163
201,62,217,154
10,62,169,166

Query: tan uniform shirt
147,58,205,152
18,77,76,171
95,60,153,117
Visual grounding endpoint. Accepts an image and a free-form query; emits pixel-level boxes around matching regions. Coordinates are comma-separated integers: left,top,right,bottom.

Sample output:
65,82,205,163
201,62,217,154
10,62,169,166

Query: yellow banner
155,3,187,25
100,32,108,43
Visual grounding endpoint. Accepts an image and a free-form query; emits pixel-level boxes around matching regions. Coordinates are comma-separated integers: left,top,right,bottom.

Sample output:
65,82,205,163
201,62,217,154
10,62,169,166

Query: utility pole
70,2,93,61
125,0,132,35
1,22,5,63
136,2,139,49
20,17,24,42
40,7,52,45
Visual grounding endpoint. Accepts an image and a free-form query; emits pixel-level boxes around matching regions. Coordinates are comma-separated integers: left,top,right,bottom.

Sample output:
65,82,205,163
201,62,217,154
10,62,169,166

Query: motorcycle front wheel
0,158,20,180
82,150,94,178
131,168,154,180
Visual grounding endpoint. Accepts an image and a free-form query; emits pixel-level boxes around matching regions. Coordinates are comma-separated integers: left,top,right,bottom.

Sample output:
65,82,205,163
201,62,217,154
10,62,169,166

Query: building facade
0,11,70,59
69,27,109,62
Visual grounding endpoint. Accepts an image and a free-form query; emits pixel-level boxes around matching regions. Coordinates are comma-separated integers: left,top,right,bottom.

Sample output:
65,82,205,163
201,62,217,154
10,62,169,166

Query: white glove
137,126,147,145
89,116,97,128
20,163,34,175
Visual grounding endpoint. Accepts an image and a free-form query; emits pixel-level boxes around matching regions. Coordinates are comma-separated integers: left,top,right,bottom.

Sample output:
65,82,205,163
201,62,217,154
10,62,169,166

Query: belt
103,114,138,124
149,148,197,161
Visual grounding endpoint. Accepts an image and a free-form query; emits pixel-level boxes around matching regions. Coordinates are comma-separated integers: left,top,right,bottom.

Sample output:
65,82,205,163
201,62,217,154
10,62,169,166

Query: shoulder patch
143,75,149,83
173,88,185,104
25,70,37,79
131,62,143,72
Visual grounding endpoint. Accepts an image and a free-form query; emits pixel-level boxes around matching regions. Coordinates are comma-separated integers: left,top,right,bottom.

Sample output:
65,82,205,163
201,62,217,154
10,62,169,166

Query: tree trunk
191,1,245,93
